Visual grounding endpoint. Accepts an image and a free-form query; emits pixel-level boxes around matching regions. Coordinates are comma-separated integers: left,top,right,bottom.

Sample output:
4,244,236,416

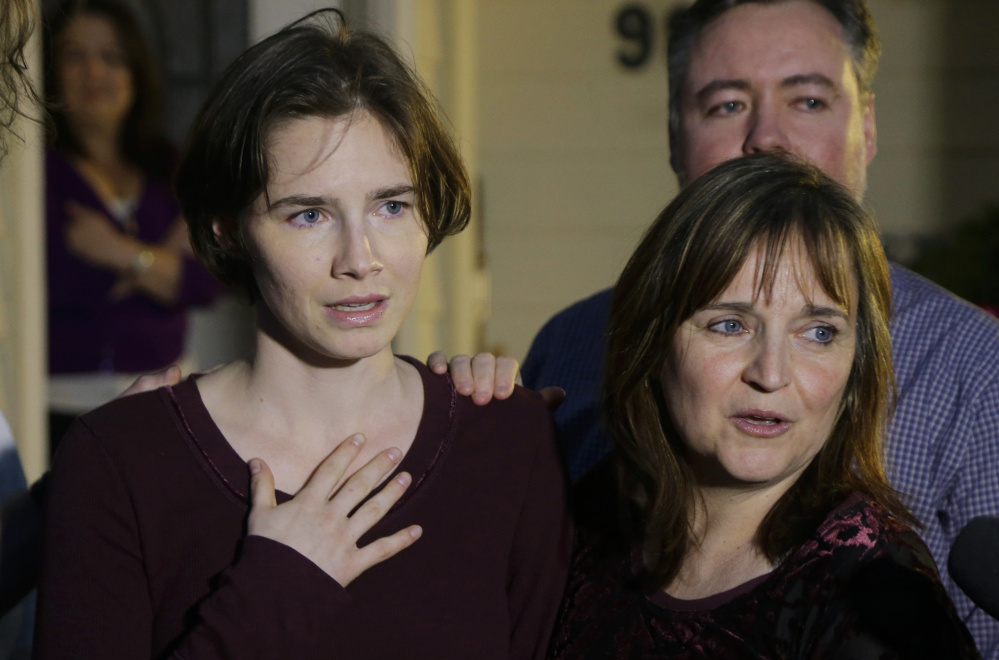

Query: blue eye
800,98,826,111
383,201,406,216
288,208,324,228
710,319,744,334
708,100,745,117
805,325,837,343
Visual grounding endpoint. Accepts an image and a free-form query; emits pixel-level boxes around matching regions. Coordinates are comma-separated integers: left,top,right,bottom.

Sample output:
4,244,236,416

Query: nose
77,53,101,75
332,221,380,279
743,103,791,156
742,332,791,393
78,56,108,83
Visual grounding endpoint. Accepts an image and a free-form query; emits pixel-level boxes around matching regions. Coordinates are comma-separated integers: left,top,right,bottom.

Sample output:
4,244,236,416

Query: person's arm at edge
0,473,44,615
0,366,183,617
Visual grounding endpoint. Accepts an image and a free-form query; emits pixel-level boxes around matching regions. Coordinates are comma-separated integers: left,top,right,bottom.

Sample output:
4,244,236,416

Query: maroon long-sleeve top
36,359,572,659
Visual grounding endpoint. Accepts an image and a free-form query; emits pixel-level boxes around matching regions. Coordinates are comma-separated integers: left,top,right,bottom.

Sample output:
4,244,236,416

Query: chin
718,454,793,487
323,340,395,363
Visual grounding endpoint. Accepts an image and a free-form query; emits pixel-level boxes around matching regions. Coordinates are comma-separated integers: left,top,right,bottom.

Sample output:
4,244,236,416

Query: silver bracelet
131,249,155,273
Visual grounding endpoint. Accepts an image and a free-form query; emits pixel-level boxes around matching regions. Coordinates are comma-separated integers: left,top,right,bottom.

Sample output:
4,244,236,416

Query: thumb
146,364,183,388
539,386,566,411
248,458,277,514
117,364,182,399
161,364,184,386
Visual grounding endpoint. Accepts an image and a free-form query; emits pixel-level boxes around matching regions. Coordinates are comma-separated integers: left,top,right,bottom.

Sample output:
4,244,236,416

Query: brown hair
176,9,471,301
666,0,880,182
43,0,172,179
606,153,912,589
0,0,42,159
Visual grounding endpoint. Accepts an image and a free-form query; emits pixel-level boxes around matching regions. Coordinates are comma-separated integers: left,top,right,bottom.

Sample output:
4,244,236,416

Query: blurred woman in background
42,0,218,457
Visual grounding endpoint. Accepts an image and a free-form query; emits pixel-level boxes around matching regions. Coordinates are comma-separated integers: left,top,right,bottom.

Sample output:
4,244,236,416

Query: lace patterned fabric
550,493,981,659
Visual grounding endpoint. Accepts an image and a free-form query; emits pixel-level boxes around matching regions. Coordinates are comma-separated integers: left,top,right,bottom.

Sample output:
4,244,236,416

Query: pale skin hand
117,365,183,398
118,364,227,399
246,434,422,587
426,352,566,409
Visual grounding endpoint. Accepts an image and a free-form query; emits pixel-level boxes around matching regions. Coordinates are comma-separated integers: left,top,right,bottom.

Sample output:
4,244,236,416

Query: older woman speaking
551,153,979,659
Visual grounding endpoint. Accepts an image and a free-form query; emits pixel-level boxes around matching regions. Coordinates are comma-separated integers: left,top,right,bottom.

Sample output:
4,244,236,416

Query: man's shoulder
526,288,614,361
534,288,615,340
523,288,614,390
890,263,999,340
889,263,999,374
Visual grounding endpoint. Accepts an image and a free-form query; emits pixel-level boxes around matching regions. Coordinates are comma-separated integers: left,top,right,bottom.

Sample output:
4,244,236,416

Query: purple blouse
46,150,220,374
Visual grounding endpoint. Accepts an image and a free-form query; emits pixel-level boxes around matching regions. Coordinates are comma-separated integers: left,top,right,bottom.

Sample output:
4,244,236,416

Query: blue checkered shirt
523,263,999,657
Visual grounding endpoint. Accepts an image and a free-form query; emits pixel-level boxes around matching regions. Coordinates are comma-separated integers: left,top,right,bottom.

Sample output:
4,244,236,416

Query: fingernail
249,458,261,475
387,448,402,462
350,433,366,446
396,472,411,486
409,526,423,539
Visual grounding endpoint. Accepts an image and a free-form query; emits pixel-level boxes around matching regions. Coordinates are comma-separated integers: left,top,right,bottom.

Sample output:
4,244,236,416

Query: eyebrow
780,73,838,91
803,304,850,320
267,185,416,212
701,301,850,320
694,79,750,104
693,73,839,105
370,185,416,201
268,194,328,211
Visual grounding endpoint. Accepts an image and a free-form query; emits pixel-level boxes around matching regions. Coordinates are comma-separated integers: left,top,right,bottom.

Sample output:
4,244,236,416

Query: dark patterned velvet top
550,493,981,659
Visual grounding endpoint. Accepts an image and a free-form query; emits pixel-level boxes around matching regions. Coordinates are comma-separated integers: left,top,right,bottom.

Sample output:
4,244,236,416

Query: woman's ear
212,214,253,263
212,217,236,250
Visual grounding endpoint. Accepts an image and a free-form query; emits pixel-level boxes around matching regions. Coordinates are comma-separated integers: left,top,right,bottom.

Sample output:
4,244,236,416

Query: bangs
752,217,855,314
669,182,858,325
